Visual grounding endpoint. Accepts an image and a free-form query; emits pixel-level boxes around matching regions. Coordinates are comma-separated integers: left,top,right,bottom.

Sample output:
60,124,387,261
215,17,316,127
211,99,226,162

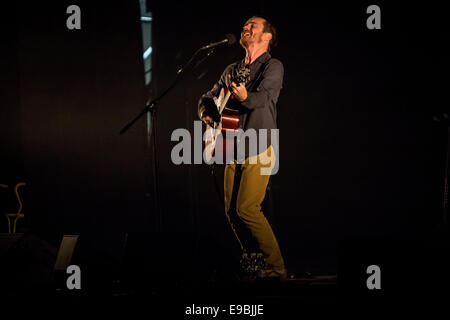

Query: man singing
198,16,286,281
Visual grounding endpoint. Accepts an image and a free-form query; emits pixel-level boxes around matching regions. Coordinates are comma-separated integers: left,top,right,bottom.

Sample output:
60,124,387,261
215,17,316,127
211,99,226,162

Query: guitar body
213,106,240,163
221,107,240,132
204,66,250,163
204,95,240,163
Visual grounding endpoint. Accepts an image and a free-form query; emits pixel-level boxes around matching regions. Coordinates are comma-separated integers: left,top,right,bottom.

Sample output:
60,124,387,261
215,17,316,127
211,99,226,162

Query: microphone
200,34,236,50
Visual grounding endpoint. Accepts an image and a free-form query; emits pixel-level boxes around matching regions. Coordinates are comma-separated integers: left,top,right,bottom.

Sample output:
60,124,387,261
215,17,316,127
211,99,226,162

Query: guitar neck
216,66,250,116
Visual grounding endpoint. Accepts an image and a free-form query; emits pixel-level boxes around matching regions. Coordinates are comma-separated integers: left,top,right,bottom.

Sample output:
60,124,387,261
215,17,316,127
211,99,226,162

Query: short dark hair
251,16,278,51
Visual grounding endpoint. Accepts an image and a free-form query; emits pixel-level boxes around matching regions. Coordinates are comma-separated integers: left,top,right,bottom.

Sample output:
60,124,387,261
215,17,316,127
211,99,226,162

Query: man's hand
229,74,248,102
201,97,220,126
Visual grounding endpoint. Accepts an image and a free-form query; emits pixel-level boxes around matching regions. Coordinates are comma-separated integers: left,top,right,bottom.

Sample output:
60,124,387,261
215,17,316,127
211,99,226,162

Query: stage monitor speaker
54,234,79,270
0,232,80,295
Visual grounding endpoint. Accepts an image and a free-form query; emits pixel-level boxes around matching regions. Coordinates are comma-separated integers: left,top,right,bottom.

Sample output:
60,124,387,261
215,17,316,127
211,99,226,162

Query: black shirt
198,51,283,159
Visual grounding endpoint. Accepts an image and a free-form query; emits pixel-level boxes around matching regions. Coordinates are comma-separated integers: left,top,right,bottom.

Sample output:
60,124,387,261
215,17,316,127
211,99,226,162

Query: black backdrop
147,2,446,273
1,1,447,278
1,1,151,264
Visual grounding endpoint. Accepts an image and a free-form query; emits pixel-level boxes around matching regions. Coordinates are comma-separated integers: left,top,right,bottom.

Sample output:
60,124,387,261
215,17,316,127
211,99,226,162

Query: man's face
240,17,267,48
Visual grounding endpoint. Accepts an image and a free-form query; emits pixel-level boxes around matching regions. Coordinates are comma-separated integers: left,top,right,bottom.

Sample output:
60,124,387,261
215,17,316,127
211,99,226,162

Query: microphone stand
119,47,216,232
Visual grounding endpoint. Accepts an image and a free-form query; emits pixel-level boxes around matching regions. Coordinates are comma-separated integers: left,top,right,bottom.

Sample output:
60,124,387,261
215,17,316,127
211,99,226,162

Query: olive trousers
224,145,286,277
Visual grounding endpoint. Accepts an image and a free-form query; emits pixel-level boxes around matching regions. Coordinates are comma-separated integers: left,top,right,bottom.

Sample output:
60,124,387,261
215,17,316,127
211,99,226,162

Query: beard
239,36,253,48
240,37,248,47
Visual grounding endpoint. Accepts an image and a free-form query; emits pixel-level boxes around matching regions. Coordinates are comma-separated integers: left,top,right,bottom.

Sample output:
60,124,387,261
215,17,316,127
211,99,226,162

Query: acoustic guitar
204,65,251,163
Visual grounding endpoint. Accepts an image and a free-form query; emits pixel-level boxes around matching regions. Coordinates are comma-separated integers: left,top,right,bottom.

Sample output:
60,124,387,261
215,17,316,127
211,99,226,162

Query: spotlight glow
143,46,153,59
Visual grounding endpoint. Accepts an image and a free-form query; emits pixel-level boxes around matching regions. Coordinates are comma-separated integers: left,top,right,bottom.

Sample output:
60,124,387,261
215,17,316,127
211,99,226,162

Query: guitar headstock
231,65,251,85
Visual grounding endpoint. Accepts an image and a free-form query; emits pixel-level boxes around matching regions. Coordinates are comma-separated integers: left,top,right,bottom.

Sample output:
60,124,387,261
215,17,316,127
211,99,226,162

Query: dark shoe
259,269,287,280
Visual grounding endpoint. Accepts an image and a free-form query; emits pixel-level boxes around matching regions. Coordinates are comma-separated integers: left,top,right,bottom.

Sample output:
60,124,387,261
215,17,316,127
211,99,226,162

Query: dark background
0,0,448,289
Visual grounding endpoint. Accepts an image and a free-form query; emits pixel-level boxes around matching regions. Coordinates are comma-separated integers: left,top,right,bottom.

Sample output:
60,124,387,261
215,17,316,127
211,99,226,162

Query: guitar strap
240,57,271,129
